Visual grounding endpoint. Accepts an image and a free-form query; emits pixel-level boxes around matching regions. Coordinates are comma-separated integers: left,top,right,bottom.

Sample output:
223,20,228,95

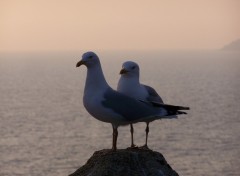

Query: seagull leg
141,122,150,149
112,125,118,151
130,124,137,148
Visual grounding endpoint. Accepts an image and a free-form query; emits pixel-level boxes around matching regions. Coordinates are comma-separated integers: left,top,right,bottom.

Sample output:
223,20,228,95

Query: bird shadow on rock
69,148,179,176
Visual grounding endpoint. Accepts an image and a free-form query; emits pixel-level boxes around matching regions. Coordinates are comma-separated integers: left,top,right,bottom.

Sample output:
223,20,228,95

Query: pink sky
0,0,239,52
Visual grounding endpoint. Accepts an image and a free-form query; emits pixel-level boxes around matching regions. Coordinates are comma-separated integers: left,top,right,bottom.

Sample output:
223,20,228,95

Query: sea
0,50,239,176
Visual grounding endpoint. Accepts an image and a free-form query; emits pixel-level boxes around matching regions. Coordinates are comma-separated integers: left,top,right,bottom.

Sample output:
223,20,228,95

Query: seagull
76,52,188,150
117,61,189,148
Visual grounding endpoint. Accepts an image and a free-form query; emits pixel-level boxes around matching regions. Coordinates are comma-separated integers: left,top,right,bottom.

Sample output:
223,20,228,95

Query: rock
69,148,179,176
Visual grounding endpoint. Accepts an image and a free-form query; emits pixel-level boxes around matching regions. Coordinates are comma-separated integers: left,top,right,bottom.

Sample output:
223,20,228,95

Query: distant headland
222,39,240,51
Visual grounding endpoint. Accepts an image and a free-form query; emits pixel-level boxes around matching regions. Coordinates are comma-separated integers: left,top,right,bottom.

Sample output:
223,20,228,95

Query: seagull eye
88,55,93,59
131,66,136,69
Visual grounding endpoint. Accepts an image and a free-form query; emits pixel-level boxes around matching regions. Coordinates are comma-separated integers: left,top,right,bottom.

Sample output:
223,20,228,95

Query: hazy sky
0,0,239,52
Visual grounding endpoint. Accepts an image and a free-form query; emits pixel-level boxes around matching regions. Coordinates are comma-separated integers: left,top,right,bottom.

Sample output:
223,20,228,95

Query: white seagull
117,61,189,148
76,52,188,150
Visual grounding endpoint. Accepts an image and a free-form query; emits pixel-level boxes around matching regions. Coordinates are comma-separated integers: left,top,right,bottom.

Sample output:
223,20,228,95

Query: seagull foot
111,147,117,151
127,144,138,149
139,144,150,150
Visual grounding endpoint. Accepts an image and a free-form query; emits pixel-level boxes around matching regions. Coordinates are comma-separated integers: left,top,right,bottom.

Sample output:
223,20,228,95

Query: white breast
117,77,148,101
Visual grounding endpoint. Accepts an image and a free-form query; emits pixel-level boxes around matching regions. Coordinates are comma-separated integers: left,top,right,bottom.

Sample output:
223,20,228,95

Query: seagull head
76,51,100,68
120,61,140,77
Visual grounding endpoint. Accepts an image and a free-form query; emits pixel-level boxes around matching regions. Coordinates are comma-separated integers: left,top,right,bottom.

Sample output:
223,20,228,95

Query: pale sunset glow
0,0,239,52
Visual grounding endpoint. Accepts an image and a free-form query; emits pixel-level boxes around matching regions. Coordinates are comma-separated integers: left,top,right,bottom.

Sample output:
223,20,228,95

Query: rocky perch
69,148,179,176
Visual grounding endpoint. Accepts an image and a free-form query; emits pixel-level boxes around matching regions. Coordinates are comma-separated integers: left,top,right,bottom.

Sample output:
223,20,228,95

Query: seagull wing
102,88,165,122
143,85,164,103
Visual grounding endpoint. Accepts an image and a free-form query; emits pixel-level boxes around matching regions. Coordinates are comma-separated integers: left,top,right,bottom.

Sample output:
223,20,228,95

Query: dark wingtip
182,107,190,110
177,111,187,115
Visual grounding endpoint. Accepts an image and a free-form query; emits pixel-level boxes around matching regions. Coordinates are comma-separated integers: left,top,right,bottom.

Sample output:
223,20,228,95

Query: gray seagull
77,52,188,150
117,61,189,148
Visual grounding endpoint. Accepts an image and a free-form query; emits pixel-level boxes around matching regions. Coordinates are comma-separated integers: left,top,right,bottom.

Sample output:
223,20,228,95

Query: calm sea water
0,50,239,176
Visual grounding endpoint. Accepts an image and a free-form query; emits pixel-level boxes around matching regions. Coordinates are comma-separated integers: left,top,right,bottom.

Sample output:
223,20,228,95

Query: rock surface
69,148,179,176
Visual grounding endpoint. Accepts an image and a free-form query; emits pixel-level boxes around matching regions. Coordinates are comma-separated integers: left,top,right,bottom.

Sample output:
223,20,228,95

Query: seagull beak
76,60,86,67
120,68,129,74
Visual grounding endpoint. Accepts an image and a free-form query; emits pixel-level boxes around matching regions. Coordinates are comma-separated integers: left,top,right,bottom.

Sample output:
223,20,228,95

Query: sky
0,0,239,52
